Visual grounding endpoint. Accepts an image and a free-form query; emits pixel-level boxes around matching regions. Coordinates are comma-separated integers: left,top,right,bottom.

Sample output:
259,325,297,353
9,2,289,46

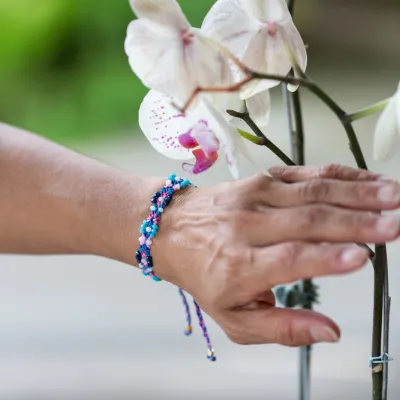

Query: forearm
0,123,164,265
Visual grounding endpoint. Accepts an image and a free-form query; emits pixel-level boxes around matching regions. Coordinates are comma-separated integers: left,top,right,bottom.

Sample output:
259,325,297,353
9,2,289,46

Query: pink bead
166,180,173,187
158,196,164,203
173,184,181,190
146,239,152,246
139,235,146,245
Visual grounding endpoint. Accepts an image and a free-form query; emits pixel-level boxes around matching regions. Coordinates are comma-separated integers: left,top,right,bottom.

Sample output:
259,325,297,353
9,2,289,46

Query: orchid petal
240,28,282,98
246,90,271,128
125,20,187,101
138,90,193,160
129,0,189,30
240,0,289,23
395,81,400,133
186,30,234,98
280,21,308,92
241,24,306,98
125,20,232,104
202,0,259,58
373,96,398,161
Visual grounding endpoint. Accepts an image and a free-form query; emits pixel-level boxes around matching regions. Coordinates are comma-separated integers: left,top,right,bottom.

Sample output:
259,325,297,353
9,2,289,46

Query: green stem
291,88,306,165
237,128,269,146
341,122,368,170
227,109,296,166
347,98,390,122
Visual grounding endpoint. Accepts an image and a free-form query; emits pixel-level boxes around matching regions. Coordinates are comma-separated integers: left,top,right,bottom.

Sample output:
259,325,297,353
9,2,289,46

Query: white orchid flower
124,0,233,105
373,82,400,161
139,90,246,178
202,0,307,99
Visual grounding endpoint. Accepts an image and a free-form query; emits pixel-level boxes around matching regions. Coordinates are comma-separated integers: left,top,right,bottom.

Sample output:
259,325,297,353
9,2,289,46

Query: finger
229,308,340,346
249,242,369,289
243,205,400,245
259,179,400,211
268,164,388,183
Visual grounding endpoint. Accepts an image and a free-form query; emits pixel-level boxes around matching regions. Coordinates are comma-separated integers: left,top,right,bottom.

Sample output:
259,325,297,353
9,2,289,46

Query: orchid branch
181,69,368,169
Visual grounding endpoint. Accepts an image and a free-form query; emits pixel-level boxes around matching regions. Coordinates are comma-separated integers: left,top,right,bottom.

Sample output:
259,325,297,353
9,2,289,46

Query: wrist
85,170,165,266
150,180,197,285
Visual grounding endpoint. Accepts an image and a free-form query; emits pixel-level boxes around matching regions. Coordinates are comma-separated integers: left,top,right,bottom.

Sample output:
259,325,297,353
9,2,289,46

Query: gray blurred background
0,0,399,399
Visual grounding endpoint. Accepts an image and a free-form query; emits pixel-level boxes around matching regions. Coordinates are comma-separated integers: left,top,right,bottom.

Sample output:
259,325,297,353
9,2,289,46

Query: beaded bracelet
136,174,216,361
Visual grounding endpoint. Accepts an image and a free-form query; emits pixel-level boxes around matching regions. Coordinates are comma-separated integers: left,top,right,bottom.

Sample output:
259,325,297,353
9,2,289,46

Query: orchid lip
178,130,199,149
182,148,218,174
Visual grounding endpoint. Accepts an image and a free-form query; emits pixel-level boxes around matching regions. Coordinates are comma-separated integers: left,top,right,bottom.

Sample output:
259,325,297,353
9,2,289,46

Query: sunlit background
1,1,400,399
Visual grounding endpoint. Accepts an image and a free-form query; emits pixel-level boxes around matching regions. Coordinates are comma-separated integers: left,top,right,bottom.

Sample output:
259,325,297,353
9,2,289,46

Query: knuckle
276,321,297,346
245,173,273,194
300,179,330,202
350,211,377,229
268,166,286,177
318,164,342,179
275,242,302,269
302,205,329,228
347,181,368,201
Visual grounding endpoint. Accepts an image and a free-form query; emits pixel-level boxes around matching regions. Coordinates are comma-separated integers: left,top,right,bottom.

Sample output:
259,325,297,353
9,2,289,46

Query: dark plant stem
300,78,390,400
227,109,296,166
371,246,385,400
306,80,390,400
284,74,312,400
284,2,312,395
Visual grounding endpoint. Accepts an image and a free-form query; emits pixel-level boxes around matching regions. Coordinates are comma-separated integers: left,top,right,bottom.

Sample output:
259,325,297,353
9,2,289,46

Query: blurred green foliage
0,0,215,144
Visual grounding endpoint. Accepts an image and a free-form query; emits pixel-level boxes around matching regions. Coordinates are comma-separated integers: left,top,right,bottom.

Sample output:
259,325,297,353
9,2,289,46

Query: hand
152,164,400,347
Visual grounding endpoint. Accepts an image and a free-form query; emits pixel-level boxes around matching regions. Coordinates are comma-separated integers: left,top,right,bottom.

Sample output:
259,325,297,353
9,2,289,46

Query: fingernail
378,184,400,203
340,246,368,267
310,327,339,343
376,216,400,236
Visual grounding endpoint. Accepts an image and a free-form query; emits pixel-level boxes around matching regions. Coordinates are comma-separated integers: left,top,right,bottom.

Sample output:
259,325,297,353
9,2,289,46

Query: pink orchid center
181,29,194,46
178,120,220,174
267,21,279,36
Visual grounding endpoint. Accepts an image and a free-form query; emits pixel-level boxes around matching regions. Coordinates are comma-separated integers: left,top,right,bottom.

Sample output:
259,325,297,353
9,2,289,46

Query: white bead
146,227,152,233
158,208,164,213
166,180,172,186
150,206,156,211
